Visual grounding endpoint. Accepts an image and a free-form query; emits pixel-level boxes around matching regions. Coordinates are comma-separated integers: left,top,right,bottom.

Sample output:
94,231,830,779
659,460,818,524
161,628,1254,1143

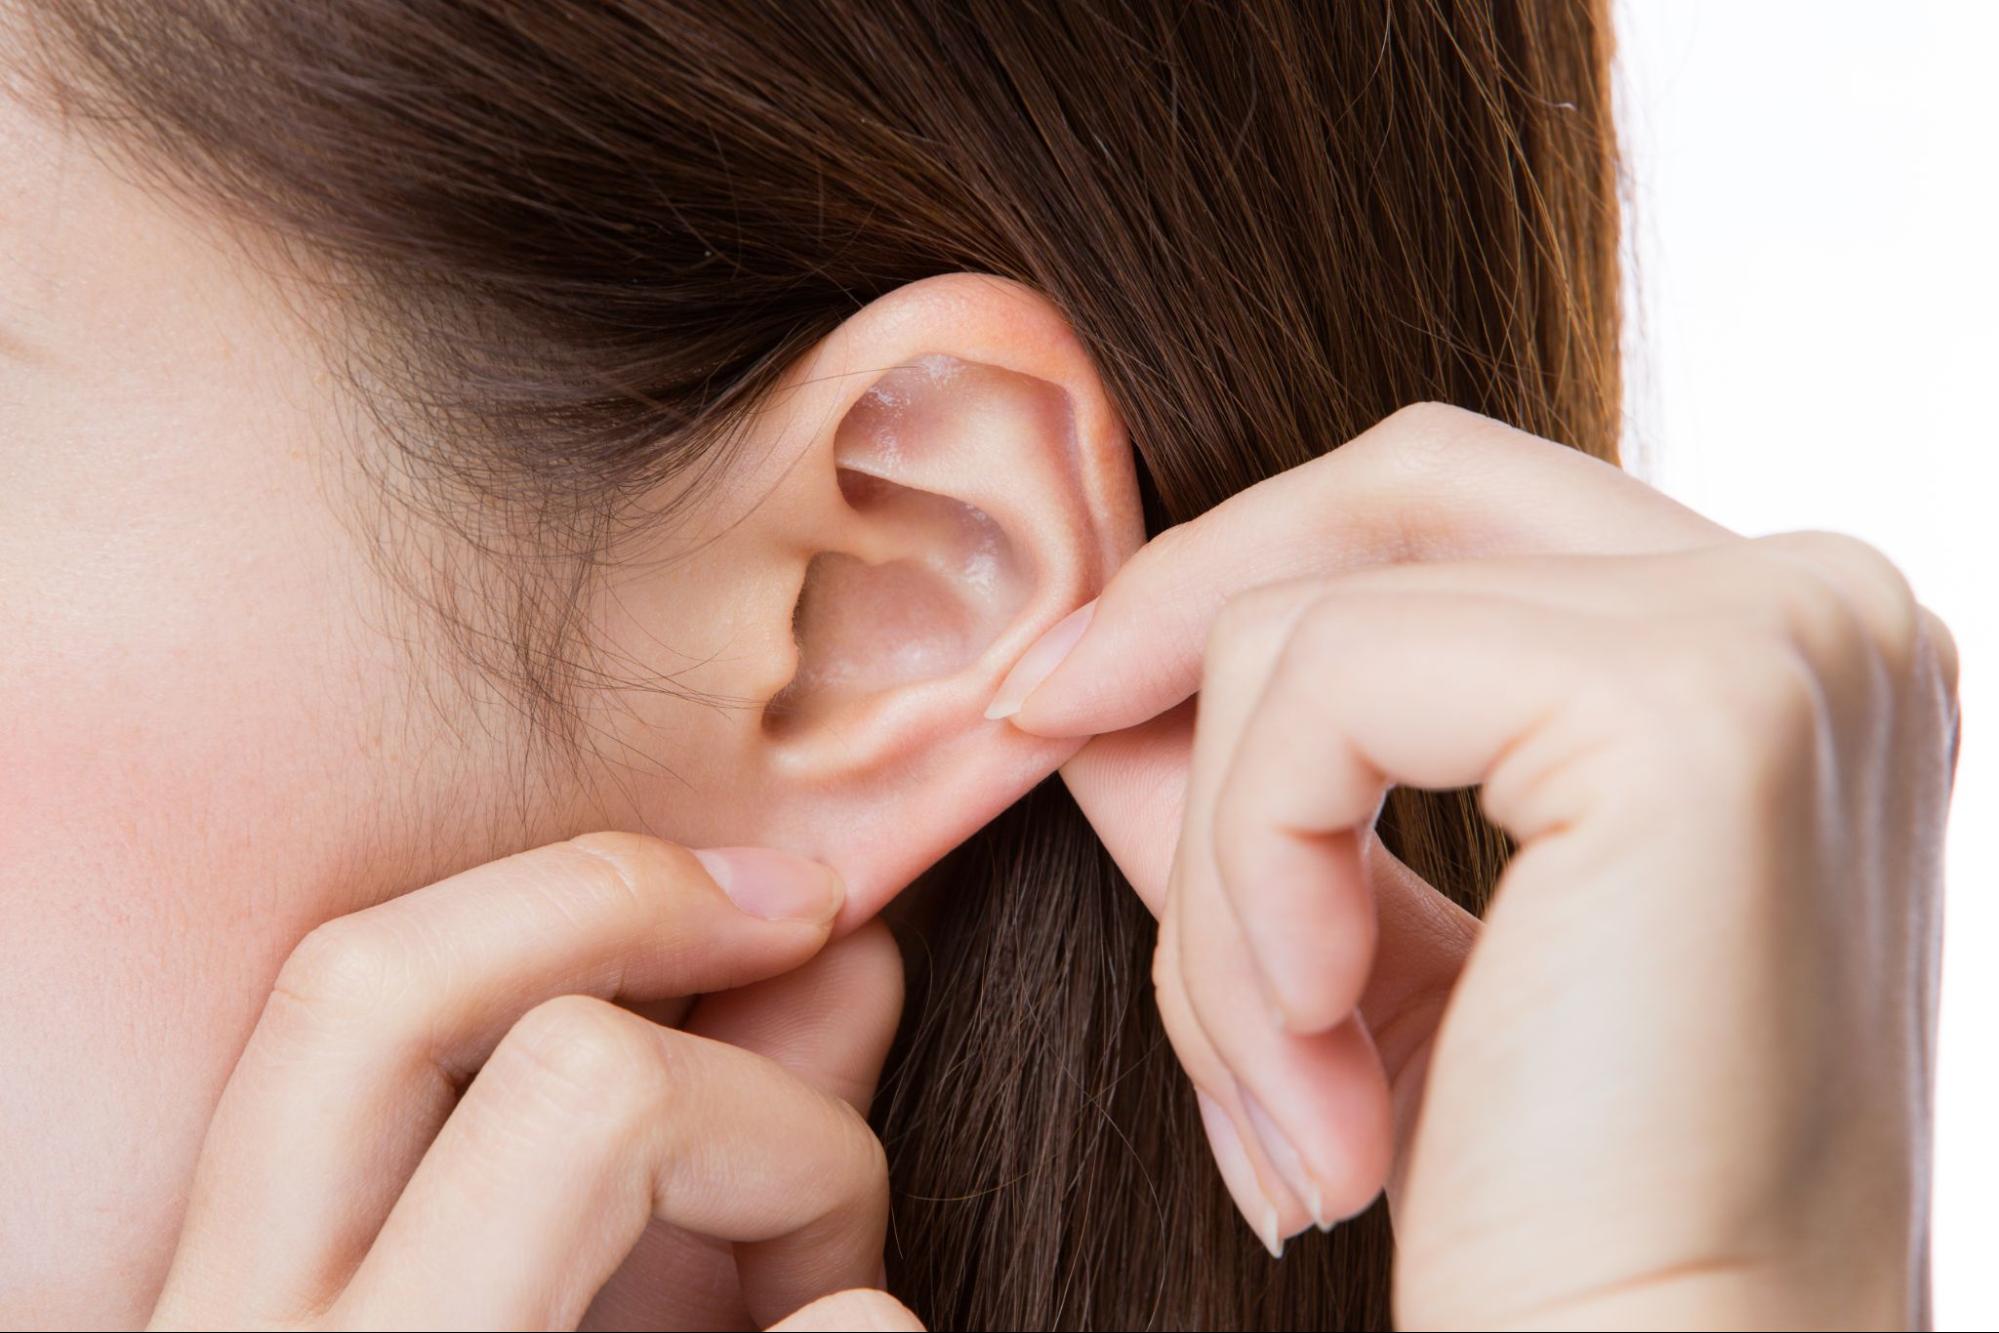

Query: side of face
0,84,1141,1323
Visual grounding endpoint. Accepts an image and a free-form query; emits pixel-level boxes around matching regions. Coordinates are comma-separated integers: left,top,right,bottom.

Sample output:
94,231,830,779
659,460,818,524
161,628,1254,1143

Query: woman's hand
146,834,921,1332
997,404,1959,1329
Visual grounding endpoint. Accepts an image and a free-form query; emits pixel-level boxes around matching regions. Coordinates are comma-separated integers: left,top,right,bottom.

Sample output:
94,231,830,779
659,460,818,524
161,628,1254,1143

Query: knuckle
1344,403,1586,558
1627,634,1821,788
1726,655,1823,799
489,995,661,1121
1766,531,1923,670
782,1078,890,1211
544,832,723,932
1368,400,1557,473
1206,585,1268,652
1796,530,1914,606
559,831,695,898
1207,580,1321,666
1124,513,1201,579
1350,402,1483,482
268,917,411,1032
1381,399,1486,440
1101,521,1216,649
1782,565,1873,672
1293,582,1370,652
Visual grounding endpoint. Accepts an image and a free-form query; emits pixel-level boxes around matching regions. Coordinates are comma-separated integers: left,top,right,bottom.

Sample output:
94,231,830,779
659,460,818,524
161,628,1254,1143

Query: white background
1615,2,1996,1324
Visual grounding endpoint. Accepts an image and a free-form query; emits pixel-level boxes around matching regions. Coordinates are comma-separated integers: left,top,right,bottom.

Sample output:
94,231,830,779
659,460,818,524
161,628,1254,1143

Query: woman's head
2,2,1619,1325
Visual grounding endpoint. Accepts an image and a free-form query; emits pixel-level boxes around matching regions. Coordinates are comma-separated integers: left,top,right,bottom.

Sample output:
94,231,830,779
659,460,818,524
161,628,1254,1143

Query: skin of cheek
0,95,597,1323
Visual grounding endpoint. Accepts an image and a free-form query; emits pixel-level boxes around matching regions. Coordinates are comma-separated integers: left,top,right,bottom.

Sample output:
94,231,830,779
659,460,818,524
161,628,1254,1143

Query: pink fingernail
1196,1089,1287,1259
1242,1089,1328,1229
692,847,843,923
984,600,1096,721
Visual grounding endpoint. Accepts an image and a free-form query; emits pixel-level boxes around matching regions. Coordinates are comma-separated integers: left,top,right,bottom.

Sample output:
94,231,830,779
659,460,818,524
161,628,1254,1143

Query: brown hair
28,2,1621,1326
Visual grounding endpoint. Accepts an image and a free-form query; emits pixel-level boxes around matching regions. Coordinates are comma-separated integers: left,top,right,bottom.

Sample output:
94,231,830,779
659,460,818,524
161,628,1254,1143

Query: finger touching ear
583,275,1143,928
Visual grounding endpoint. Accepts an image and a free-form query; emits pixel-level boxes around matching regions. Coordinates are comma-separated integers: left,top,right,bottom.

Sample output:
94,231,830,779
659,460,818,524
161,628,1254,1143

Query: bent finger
341,998,888,1330
1206,588,1609,1037
586,921,906,1327
159,834,840,1320
1004,403,1725,737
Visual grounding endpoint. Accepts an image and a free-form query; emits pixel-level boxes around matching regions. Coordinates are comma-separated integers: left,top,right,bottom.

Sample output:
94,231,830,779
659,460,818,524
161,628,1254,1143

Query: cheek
0,93,566,1316
0,388,421,1042
3,530,368,927
0,401,418,1313
0,322,421,965
0,178,516,1314
0,374,542,1316
0,139,399,969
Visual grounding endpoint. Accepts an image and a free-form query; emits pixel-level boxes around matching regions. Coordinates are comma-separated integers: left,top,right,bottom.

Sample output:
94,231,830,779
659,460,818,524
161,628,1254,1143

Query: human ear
583,274,1144,928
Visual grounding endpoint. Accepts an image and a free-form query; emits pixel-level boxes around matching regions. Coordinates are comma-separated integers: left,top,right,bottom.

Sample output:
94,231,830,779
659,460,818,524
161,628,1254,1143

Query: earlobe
744,276,1145,925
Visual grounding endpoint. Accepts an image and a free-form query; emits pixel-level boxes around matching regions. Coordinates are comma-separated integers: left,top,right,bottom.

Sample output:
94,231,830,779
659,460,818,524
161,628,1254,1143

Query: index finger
999,403,1727,737
158,834,842,1320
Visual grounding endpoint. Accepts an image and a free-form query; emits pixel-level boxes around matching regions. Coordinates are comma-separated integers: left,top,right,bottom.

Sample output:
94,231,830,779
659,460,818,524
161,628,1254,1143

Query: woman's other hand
1001,404,1960,1329
146,835,912,1332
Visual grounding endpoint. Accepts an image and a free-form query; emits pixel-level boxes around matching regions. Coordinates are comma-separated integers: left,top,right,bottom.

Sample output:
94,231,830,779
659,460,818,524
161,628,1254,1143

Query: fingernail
984,600,1096,721
1196,1089,1286,1259
1241,1089,1328,1230
692,847,843,923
